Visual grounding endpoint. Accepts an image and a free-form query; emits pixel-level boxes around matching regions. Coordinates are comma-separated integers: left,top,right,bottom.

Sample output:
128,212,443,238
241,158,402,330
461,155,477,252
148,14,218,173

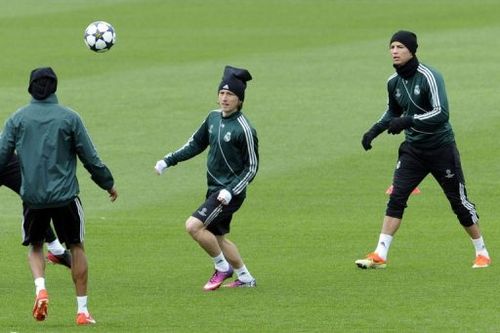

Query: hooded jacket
0,94,114,208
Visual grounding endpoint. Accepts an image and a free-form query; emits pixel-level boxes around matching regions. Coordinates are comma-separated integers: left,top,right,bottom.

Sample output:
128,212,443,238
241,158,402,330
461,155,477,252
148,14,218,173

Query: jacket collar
31,94,58,104
221,109,241,119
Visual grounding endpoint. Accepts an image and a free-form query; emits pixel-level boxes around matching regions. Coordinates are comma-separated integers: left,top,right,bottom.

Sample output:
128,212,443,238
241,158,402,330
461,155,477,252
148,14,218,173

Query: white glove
217,189,232,205
154,160,167,175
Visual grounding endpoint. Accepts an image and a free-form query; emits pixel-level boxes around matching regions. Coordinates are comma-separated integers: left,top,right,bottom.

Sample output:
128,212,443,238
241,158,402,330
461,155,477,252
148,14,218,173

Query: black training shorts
22,197,85,246
191,191,245,235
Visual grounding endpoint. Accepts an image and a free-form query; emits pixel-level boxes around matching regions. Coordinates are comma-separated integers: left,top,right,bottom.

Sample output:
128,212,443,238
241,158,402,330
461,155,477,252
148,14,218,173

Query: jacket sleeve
164,118,209,167
73,115,114,190
412,71,449,131
227,125,259,196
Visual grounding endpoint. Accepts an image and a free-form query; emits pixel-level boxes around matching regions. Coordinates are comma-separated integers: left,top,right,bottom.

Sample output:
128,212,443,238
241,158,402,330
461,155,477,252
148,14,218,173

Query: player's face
218,90,241,115
390,41,413,66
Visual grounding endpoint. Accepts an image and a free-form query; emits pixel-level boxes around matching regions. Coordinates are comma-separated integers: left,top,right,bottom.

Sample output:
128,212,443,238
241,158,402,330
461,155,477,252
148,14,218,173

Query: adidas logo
222,84,229,89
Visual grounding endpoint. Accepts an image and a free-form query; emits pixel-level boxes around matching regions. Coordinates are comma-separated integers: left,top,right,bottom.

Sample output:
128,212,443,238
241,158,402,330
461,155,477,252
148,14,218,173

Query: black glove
361,124,385,151
387,116,413,135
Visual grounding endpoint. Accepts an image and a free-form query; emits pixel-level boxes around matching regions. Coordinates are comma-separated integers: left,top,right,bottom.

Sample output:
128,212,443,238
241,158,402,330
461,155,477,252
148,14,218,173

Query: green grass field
1,0,500,332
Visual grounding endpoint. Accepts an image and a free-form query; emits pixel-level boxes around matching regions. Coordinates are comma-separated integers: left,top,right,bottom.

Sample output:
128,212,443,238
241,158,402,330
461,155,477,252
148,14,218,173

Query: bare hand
108,187,118,202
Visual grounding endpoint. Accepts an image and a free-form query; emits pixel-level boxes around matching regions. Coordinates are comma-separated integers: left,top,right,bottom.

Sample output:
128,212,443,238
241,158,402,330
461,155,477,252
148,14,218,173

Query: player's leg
209,194,254,287
217,236,256,288
52,197,95,325
69,243,88,296
30,242,50,322
29,243,46,291
44,225,56,243
68,243,95,324
356,142,427,269
23,207,51,322
186,215,233,291
187,192,252,290
45,224,72,268
431,143,490,268
186,215,224,258
217,236,243,269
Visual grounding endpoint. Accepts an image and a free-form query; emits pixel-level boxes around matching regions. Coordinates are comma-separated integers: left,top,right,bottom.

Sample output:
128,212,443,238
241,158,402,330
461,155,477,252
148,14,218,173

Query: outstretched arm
155,117,209,175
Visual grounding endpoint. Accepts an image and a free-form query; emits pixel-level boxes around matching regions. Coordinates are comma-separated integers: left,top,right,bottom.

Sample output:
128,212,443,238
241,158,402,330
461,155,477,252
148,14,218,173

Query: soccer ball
84,21,116,53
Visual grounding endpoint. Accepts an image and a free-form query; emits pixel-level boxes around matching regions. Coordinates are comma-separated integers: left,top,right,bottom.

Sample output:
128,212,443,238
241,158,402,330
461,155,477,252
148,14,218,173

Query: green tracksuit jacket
377,63,455,149
0,94,114,208
164,109,258,197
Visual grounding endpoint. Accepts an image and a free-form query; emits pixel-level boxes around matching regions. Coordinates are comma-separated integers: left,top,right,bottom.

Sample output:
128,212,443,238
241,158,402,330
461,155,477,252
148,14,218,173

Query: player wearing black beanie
356,30,491,271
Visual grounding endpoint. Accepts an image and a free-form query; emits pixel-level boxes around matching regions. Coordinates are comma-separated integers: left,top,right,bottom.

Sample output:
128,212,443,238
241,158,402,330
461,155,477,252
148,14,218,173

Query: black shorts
191,191,245,236
22,197,85,247
387,141,478,225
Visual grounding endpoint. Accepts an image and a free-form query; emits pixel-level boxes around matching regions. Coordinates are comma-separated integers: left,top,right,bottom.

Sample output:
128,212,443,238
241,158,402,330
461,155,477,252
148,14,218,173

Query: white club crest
224,132,231,142
414,85,420,95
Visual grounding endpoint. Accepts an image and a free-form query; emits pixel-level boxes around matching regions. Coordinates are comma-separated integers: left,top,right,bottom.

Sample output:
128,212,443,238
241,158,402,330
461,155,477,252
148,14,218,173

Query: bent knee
185,216,204,236
386,197,408,219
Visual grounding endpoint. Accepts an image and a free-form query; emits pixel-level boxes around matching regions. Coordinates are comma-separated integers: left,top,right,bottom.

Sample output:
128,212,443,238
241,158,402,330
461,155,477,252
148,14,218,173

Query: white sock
34,277,46,295
235,265,254,283
212,252,230,272
374,233,393,261
47,239,65,255
77,296,89,315
472,237,489,258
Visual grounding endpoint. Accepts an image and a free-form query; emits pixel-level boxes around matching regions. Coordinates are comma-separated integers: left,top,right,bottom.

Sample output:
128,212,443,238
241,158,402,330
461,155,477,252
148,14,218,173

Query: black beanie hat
390,30,418,55
218,65,252,101
28,67,58,100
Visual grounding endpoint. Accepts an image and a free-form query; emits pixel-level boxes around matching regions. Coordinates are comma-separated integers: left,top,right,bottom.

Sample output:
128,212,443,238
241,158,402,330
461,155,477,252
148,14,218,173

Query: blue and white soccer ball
84,21,116,53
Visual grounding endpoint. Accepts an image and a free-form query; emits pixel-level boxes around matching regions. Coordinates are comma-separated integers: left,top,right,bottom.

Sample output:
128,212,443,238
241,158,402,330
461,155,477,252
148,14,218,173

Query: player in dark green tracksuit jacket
0,67,118,324
377,63,454,149
155,65,259,289
356,31,490,270
163,109,258,198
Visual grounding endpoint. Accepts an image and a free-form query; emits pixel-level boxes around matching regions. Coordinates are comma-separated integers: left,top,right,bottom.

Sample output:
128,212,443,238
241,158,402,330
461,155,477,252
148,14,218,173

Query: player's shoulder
386,72,399,89
204,109,222,124
8,104,33,124
417,63,444,81
236,111,253,124
61,105,80,116
387,72,398,82
207,109,221,117
235,112,257,136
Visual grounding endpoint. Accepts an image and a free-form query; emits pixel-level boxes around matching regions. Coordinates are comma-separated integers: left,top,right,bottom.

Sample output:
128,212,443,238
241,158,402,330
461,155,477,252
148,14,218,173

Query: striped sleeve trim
232,115,258,195
414,65,441,121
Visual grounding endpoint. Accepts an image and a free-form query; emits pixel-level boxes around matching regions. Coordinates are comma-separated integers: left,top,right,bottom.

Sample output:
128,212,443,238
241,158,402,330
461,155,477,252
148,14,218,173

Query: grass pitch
1,0,500,332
